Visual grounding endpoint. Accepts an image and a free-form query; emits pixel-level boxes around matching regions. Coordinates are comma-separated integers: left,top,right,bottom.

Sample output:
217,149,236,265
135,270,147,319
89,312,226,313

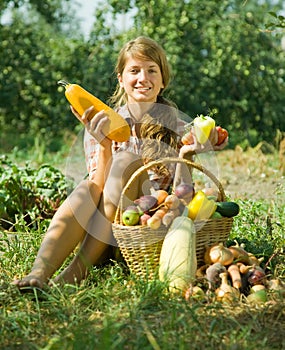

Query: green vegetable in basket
159,207,197,294
215,202,240,218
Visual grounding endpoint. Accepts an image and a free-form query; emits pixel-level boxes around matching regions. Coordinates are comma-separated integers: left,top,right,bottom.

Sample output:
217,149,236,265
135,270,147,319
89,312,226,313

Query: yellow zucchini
159,208,197,293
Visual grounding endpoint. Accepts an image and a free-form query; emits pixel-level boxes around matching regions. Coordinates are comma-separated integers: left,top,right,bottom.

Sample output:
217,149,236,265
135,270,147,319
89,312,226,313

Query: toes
12,276,44,290
29,278,42,288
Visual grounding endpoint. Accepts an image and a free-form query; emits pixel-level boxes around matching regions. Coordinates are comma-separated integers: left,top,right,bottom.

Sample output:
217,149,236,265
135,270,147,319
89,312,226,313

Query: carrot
227,264,242,289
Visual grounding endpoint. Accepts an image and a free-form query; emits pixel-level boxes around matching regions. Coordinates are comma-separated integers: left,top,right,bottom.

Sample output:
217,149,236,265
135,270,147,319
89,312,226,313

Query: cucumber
216,201,240,217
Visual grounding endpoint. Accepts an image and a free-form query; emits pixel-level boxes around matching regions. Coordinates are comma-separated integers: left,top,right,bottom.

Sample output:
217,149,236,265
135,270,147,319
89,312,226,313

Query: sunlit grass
0,146,284,349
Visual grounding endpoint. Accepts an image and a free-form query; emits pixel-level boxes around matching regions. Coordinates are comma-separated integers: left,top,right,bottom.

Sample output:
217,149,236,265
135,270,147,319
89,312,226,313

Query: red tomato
216,126,228,145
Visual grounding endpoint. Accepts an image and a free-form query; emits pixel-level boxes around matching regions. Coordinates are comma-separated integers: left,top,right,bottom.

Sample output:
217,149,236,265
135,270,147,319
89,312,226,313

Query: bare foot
52,265,86,286
12,275,45,291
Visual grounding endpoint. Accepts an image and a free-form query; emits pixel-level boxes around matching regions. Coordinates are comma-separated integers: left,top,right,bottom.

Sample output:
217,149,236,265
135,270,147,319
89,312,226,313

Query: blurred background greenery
1,0,285,155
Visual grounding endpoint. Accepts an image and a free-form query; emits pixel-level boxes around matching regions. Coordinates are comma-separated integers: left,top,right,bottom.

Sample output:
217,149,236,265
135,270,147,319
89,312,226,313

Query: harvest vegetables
122,205,141,226
215,272,240,303
159,208,197,293
205,263,226,290
174,182,195,204
228,242,249,264
185,241,285,305
118,175,283,306
58,80,130,142
227,264,242,289
121,183,193,229
181,130,194,145
215,201,240,218
134,195,157,213
120,179,240,229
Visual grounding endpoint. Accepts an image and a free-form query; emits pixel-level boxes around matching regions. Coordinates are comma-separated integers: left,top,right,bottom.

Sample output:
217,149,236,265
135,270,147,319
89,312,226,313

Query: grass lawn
0,148,284,350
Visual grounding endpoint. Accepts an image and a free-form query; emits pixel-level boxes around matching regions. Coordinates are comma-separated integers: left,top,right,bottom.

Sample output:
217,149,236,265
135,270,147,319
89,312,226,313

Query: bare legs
53,152,151,284
13,152,151,288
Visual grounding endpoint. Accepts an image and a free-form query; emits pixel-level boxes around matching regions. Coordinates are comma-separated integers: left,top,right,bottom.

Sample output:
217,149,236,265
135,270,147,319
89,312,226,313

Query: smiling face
118,57,165,104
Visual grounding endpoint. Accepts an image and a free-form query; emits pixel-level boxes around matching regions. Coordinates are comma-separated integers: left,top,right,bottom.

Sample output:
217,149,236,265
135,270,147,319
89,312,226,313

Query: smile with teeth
135,87,151,91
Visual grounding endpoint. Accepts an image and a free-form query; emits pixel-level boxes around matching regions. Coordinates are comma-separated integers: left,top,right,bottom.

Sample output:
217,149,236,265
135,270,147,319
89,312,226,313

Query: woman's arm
71,106,113,191
174,127,228,188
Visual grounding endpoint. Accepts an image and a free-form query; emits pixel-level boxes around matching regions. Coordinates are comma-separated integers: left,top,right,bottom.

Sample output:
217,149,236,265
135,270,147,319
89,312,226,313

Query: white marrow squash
159,210,197,294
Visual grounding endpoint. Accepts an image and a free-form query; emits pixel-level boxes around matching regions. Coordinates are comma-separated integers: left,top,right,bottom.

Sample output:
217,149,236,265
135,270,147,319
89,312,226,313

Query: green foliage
0,155,74,230
267,11,285,29
228,195,285,275
106,0,285,145
0,1,84,150
1,0,285,152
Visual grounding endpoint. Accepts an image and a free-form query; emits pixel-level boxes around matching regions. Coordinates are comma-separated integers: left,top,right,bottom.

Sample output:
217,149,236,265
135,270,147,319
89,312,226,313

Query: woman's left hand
179,127,228,157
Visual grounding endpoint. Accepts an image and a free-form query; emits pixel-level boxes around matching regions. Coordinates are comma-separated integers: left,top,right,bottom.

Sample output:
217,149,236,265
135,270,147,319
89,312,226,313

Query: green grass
1,195,284,350
0,145,284,349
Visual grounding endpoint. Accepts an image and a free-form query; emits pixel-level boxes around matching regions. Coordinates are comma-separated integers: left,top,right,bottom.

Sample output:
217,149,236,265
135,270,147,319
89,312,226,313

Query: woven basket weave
112,157,233,279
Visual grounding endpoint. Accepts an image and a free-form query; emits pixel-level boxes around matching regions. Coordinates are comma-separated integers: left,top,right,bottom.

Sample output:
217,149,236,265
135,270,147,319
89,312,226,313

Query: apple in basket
122,206,141,226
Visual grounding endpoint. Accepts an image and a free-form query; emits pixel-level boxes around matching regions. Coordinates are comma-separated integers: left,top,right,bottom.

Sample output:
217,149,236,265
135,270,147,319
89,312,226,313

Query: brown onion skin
228,246,250,264
206,243,234,266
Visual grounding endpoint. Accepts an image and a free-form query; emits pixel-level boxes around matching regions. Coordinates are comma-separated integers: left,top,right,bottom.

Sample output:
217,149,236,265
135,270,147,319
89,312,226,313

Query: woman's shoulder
177,117,188,136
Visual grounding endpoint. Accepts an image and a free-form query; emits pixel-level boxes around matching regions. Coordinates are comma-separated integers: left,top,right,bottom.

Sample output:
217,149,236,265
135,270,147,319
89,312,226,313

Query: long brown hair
140,102,179,178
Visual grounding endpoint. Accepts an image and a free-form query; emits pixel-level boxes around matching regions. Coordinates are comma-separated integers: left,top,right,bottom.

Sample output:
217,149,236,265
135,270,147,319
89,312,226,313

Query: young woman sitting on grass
13,36,227,291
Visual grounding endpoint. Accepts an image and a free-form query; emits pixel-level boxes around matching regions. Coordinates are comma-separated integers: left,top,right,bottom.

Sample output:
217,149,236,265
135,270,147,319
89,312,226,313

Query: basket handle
115,157,226,224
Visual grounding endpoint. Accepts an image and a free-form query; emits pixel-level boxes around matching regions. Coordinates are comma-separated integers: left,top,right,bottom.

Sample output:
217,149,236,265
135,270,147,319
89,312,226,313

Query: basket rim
114,157,227,225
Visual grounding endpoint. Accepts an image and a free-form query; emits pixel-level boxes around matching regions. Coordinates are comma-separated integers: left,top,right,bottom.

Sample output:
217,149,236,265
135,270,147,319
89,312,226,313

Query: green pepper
187,190,217,220
193,115,215,144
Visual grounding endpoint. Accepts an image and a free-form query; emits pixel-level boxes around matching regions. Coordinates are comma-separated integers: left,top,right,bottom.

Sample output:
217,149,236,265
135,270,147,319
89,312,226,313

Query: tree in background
103,0,285,146
0,0,284,151
0,0,84,150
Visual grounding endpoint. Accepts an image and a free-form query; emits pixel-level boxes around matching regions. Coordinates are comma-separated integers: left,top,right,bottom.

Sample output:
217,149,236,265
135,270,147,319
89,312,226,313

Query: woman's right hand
71,105,112,146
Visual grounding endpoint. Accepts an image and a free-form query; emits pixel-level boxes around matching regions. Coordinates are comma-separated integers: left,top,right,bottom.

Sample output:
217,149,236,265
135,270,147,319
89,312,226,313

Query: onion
246,265,266,286
228,243,249,264
206,243,234,266
248,253,264,266
250,284,266,293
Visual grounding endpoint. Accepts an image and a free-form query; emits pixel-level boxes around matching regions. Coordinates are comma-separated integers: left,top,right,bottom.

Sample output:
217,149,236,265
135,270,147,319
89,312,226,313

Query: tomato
216,126,228,145
181,131,194,145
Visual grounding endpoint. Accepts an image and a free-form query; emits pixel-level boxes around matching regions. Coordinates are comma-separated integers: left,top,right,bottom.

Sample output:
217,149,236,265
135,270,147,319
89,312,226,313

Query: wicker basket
112,157,233,279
